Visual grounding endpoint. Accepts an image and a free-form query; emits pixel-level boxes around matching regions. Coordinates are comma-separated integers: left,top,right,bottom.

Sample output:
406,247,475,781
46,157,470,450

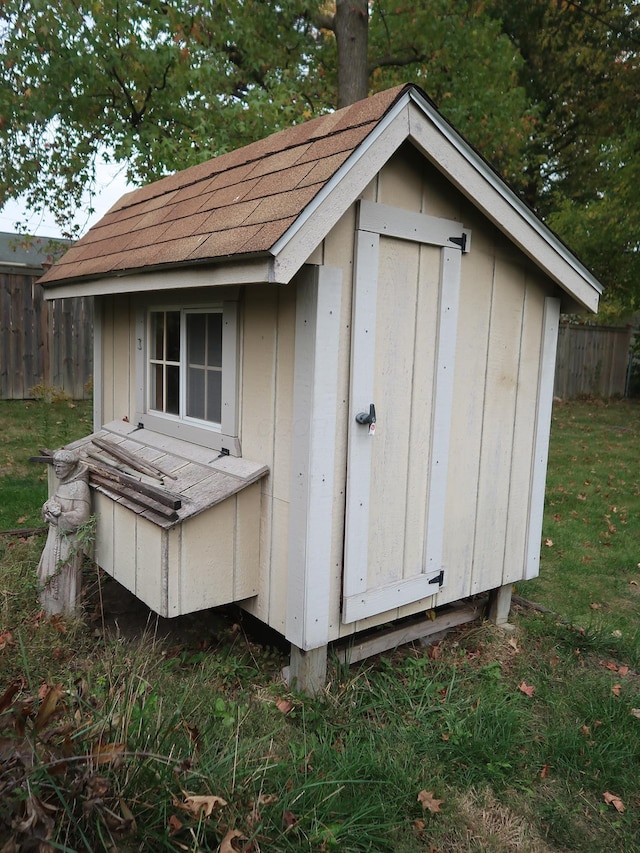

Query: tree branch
368,52,426,74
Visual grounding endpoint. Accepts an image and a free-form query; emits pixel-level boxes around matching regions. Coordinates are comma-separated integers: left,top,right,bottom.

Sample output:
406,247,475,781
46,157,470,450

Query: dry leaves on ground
418,789,444,813
603,791,625,813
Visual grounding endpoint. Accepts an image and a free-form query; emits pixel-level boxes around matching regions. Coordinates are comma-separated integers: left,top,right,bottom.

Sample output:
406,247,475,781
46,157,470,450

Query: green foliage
0,0,531,237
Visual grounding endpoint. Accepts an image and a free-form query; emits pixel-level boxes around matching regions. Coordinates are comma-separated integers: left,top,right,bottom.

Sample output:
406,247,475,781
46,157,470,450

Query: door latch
356,403,376,435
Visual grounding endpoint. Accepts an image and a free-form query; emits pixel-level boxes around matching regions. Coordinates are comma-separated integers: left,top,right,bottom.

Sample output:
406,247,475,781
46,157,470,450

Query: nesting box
40,84,601,691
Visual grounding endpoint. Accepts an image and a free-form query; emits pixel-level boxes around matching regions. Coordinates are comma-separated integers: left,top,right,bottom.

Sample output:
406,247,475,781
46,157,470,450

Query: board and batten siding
93,483,261,617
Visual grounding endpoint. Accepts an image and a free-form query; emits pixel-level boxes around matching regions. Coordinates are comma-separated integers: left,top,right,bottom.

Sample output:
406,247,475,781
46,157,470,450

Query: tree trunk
335,0,369,107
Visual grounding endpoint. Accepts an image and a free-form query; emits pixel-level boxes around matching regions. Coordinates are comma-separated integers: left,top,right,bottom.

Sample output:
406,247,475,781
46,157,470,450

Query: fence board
0,271,93,400
554,324,631,398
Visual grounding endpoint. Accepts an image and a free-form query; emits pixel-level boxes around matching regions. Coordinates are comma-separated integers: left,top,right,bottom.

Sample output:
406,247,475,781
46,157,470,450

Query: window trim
134,295,241,456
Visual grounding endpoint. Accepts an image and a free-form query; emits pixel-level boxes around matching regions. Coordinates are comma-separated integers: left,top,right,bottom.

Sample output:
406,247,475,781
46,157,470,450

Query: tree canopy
1,0,638,316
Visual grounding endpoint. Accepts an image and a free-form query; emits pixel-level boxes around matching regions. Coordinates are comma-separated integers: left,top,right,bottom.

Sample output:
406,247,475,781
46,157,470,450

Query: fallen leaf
630,708,640,719
219,828,247,851
618,665,629,677
590,602,602,610
543,538,553,547
257,793,278,806
0,631,14,651
0,678,22,714
580,724,591,736
91,740,125,765
179,793,227,817
35,684,65,732
507,637,519,653
426,643,441,660
600,660,618,671
518,681,535,697
276,698,294,715
540,763,550,778
283,810,298,828
417,789,444,813
16,516,26,524
603,791,625,813
611,684,622,697
549,655,559,667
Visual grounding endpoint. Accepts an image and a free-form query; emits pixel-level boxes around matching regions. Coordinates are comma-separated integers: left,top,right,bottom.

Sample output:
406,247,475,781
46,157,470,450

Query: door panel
342,212,464,623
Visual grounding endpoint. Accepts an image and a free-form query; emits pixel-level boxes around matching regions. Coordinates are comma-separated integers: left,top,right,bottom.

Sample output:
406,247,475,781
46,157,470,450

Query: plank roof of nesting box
67,420,268,530
39,83,601,312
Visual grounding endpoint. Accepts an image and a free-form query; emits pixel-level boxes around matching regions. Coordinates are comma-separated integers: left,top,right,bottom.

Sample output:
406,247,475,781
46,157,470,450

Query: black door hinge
448,234,467,252
429,570,445,586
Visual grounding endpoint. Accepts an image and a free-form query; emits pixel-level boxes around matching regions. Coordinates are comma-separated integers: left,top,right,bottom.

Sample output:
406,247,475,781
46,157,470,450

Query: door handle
355,403,376,426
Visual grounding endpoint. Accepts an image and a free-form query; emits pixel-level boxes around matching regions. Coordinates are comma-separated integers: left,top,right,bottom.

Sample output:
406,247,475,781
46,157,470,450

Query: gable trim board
40,85,601,315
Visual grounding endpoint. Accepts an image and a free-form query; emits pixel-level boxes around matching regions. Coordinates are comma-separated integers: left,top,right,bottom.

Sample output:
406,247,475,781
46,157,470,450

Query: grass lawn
0,397,639,852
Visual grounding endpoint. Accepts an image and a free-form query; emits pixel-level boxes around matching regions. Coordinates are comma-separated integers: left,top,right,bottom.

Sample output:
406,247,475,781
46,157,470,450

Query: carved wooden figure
37,449,91,615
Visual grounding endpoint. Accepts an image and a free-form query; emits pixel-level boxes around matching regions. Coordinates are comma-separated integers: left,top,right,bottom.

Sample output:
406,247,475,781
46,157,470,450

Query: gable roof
40,84,601,312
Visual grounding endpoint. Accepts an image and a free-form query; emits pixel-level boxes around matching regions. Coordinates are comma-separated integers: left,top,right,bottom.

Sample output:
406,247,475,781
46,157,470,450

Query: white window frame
135,295,241,456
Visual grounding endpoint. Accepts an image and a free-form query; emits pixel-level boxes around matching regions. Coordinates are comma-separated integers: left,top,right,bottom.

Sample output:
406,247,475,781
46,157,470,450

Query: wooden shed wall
94,143,559,643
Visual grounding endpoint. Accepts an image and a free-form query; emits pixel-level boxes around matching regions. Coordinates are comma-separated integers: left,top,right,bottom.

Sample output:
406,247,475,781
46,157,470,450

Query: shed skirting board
286,265,342,651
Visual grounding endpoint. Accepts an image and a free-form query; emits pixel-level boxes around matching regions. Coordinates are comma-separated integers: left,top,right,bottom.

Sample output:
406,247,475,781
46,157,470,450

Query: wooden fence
0,270,93,400
554,323,632,399
0,271,633,402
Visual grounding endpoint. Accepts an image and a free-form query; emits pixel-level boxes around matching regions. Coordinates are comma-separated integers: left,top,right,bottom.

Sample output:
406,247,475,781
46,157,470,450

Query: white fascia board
270,99,413,283
406,90,602,313
41,258,273,299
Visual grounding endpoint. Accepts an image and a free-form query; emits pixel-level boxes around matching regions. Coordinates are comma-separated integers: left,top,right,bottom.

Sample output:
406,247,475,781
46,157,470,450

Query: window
139,301,240,454
149,309,223,425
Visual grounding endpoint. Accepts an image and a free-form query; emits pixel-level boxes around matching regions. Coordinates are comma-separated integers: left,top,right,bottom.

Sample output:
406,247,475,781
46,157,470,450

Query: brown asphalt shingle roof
40,85,409,285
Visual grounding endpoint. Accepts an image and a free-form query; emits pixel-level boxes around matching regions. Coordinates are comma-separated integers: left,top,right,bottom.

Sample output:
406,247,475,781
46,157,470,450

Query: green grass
518,398,640,641
0,395,93,528
1,398,640,851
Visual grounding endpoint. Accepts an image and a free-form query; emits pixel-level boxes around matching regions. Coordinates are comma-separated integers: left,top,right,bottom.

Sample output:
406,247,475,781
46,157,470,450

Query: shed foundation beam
487,583,513,627
288,645,328,695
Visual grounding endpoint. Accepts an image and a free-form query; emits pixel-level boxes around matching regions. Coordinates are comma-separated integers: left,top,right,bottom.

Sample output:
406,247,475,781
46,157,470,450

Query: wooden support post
487,583,513,627
288,645,328,695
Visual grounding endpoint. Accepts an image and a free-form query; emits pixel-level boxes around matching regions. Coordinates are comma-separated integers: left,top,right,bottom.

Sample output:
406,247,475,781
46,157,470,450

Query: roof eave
41,253,275,299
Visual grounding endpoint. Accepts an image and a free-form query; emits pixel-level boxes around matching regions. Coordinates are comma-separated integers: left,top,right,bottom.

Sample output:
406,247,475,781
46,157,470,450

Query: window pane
151,312,164,360
207,369,222,423
187,366,205,420
207,313,223,367
150,364,163,411
166,311,181,362
166,365,180,414
187,313,206,365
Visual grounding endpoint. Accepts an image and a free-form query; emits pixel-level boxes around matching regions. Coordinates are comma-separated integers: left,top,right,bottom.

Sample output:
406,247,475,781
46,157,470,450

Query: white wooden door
342,201,465,623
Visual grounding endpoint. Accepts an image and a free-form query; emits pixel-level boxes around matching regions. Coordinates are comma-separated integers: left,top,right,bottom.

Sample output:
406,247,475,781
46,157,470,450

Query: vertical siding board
240,286,278,627
503,282,546,584
525,297,561,579
442,248,493,601
471,261,526,593
135,516,163,614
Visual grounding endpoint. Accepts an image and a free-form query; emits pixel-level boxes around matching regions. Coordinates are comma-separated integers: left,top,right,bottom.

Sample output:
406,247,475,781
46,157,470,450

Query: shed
39,84,601,691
